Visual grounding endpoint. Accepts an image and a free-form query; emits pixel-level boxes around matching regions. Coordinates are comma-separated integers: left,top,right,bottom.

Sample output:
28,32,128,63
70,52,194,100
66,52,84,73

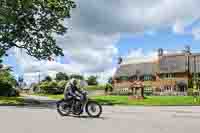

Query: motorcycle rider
64,78,84,103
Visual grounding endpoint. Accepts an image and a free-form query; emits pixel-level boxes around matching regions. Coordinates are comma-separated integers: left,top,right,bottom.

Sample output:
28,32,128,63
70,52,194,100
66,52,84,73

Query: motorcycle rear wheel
57,99,71,116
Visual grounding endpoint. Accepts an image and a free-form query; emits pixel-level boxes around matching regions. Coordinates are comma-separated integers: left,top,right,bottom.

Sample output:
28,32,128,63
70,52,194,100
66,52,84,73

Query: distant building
112,48,200,95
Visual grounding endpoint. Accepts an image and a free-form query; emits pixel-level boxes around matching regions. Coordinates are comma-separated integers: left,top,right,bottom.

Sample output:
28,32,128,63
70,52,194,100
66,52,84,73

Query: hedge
0,80,19,97
38,81,67,94
83,85,106,91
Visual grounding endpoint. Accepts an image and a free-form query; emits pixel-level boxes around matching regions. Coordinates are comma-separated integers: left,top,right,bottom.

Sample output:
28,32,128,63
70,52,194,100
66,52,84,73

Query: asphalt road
1,106,200,133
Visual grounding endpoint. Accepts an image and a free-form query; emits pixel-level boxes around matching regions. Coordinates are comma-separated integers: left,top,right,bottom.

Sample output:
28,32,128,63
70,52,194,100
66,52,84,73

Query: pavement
1,106,200,133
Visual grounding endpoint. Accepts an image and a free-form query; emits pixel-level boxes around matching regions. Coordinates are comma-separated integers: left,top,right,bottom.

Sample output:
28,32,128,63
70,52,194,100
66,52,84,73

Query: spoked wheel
57,100,71,116
86,101,102,118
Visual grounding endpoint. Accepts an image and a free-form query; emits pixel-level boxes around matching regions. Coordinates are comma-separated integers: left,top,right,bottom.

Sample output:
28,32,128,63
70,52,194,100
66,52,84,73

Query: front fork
77,96,88,113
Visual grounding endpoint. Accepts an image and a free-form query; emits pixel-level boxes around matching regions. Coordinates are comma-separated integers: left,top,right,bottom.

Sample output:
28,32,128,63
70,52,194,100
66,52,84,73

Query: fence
153,91,188,96
111,88,195,96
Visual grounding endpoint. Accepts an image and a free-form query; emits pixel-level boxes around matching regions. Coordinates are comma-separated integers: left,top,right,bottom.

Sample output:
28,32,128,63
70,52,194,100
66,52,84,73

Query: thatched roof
189,54,200,73
114,62,157,77
114,53,200,78
159,54,200,73
159,54,187,73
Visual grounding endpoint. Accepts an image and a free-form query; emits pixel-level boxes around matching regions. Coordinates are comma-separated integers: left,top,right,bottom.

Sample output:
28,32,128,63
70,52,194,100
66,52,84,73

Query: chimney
184,45,191,54
158,48,163,57
118,57,123,65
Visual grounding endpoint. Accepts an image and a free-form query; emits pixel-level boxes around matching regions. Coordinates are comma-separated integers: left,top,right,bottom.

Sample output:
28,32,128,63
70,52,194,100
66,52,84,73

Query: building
112,47,200,95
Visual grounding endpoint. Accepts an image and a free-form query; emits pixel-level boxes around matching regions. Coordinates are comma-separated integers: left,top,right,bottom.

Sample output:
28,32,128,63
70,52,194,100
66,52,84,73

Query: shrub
57,80,68,93
187,88,193,96
83,85,106,91
0,80,18,96
55,72,69,81
86,76,98,85
38,81,68,94
187,88,199,96
39,81,58,94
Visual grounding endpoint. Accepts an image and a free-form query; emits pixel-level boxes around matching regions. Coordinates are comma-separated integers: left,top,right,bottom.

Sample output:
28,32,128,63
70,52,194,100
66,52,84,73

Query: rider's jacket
64,83,83,99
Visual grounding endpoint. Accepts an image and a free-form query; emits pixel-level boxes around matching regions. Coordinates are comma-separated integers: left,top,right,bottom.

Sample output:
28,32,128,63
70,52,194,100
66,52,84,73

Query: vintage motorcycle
56,91,102,117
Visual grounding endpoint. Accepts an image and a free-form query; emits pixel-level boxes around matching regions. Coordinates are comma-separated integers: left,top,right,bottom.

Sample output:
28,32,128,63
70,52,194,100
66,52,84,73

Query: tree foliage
42,75,52,82
70,74,84,80
0,67,18,96
86,76,98,86
108,77,113,84
39,80,66,94
39,81,57,94
0,0,76,60
55,72,69,81
57,80,67,91
0,69,17,86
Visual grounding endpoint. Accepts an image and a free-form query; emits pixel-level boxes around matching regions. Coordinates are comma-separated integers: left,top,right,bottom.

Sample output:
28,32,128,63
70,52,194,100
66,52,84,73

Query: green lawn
0,96,24,105
34,93,200,106
93,96,200,106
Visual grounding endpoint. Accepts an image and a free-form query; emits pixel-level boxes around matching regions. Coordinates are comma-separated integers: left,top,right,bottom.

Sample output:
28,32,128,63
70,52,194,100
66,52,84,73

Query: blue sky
4,26,200,83
117,24,200,57
2,0,200,84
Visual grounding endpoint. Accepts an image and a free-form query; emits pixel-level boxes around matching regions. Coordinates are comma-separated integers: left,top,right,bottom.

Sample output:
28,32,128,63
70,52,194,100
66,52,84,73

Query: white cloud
173,20,186,34
83,67,117,84
56,31,119,73
8,0,200,84
192,27,200,40
123,48,158,64
73,0,200,34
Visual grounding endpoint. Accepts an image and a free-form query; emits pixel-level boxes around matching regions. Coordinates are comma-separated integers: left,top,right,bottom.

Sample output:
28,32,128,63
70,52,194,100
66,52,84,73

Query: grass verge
32,94,200,106
0,96,24,105
92,96,200,106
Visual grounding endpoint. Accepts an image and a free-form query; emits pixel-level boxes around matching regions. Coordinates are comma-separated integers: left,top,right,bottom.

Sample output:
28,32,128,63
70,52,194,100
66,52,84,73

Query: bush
83,85,106,91
39,81,68,94
0,80,19,96
86,76,98,85
57,80,68,93
187,88,193,96
39,81,58,94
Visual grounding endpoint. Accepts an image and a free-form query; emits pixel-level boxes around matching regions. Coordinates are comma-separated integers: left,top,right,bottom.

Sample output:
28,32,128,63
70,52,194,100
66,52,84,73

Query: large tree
86,76,98,86
55,72,69,81
70,74,84,80
0,68,17,86
42,75,52,82
0,0,76,60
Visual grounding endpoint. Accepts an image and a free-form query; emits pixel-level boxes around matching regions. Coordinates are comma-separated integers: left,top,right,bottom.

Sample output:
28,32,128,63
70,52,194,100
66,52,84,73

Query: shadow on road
0,98,58,110
68,115,108,120
0,96,108,120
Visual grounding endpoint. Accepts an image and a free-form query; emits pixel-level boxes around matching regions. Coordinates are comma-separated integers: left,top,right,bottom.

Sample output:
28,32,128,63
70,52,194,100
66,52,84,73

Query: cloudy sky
3,0,200,84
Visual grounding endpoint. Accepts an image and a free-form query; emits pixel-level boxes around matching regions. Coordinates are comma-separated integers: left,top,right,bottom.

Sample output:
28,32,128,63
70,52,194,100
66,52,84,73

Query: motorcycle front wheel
86,101,102,118
56,99,71,116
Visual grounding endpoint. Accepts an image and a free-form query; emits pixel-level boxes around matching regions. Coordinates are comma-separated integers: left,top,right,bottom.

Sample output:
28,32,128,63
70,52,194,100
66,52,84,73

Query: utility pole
194,55,197,89
185,45,191,91
187,54,190,89
38,70,41,84
38,70,41,93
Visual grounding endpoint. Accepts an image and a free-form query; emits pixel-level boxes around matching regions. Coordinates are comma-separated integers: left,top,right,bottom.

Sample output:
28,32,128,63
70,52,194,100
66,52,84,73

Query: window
168,73,175,78
120,76,129,81
129,75,137,80
160,73,175,79
140,75,144,81
143,75,153,81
